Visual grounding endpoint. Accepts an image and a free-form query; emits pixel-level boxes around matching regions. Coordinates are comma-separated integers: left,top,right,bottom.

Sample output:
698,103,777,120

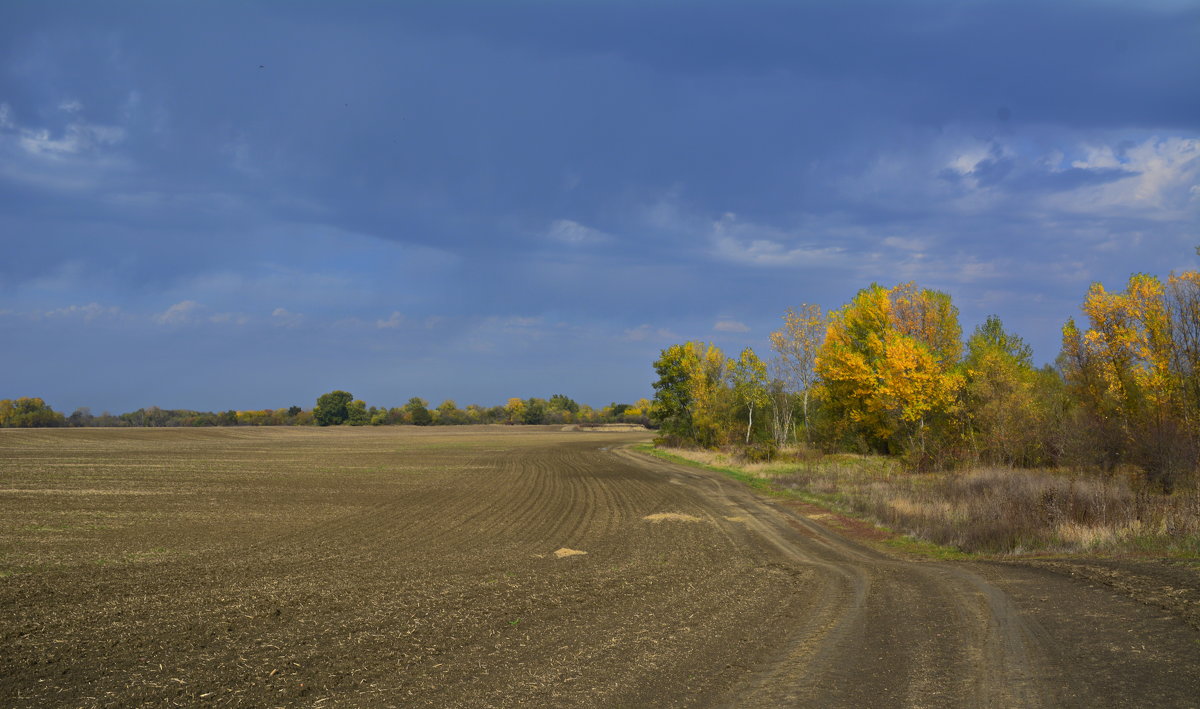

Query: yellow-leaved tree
816,283,963,461
1061,271,1200,489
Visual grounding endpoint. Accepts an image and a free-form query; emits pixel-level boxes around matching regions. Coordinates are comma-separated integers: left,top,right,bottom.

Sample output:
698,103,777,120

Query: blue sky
2,1,1198,413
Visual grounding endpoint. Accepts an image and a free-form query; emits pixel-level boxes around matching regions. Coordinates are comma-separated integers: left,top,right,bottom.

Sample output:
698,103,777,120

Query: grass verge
635,443,1200,559
634,443,969,560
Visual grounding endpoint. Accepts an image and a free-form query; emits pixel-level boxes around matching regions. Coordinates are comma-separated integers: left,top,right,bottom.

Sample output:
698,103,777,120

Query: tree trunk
802,389,811,445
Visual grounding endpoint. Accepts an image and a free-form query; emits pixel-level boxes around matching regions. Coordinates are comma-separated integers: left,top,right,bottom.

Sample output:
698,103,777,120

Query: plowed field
2,427,1198,707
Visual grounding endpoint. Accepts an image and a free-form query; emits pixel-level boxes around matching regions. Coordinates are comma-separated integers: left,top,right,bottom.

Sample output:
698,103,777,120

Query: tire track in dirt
5,428,1199,708
619,445,1200,708
646,447,1046,707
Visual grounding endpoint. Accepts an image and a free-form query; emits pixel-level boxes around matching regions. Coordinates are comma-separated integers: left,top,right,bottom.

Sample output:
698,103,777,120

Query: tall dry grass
660,447,1200,556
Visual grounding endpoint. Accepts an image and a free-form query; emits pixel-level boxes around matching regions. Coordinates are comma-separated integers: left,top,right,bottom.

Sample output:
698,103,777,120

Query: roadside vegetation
651,445,1200,557
649,256,1200,556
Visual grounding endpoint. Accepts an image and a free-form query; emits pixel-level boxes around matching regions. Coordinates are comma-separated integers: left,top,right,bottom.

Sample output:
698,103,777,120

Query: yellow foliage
1070,273,1177,417
817,283,962,452
504,397,525,424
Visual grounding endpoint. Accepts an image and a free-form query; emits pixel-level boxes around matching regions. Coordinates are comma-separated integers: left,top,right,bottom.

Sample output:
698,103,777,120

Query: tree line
651,267,1200,491
0,395,652,430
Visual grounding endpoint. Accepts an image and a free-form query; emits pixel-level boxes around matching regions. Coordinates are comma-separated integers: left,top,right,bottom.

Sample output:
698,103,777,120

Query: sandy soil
2,427,1198,707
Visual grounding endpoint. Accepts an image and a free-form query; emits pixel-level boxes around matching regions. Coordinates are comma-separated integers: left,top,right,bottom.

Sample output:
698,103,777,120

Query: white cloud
713,319,750,333
375,311,404,329
271,307,305,328
43,302,120,321
946,144,999,178
58,99,83,114
1045,136,1200,218
622,324,678,342
155,300,201,325
153,300,246,326
546,219,611,245
855,251,1002,287
18,121,125,157
710,212,846,267
0,101,130,190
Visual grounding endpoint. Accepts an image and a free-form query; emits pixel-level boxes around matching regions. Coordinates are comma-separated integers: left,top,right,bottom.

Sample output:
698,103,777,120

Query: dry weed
660,446,1200,556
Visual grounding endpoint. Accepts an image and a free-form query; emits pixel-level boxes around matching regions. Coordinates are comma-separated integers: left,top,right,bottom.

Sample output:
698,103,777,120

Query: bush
738,440,778,463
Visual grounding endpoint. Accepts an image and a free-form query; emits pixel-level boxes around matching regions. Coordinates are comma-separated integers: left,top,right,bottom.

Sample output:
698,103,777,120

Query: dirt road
2,428,1198,706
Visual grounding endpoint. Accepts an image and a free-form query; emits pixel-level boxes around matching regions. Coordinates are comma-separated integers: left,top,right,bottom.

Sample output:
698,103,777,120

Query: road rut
2,427,1198,707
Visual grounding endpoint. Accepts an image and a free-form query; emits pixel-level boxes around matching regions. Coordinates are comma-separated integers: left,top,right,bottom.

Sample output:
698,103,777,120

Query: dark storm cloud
1,0,1197,411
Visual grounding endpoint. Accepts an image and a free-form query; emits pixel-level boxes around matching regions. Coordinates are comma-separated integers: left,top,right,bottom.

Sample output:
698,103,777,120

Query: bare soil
2,427,1198,707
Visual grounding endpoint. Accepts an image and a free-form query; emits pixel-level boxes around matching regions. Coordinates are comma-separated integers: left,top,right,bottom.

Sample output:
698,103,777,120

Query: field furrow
2,426,1198,707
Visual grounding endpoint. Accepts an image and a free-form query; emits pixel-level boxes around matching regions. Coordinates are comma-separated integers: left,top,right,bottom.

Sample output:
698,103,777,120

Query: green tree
963,316,1041,466
406,397,433,426
346,399,370,425
729,347,769,444
313,390,354,426
522,397,547,425
650,342,729,447
651,343,700,441
548,394,580,414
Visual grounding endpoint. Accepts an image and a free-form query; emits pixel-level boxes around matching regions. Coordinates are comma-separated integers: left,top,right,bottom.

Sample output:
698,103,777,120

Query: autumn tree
434,399,466,425
620,398,653,424
1061,271,1200,489
651,342,730,447
769,304,825,443
1166,271,1200,431
504,397,526,424
816,283,963,461
685,342,731,447
651,343,698,440
0,397,65,427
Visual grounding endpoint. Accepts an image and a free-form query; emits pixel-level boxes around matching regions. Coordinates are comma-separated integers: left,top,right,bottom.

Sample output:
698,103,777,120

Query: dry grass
643,513,703,523
660,446,1200,556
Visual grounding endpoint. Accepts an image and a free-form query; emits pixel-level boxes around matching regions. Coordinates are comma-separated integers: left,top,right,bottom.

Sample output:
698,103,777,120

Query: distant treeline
651,265,1200,492
0,394,653,430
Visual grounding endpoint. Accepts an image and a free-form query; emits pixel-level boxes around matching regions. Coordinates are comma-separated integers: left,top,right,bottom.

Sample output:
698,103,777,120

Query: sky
2,1,1199,413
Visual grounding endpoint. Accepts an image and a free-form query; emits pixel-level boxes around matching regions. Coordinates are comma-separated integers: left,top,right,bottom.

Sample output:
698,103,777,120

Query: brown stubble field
4,426,1200,708
0,427,807,707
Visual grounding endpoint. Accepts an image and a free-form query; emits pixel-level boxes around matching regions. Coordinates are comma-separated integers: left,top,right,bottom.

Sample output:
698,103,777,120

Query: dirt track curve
2,427,1199,707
